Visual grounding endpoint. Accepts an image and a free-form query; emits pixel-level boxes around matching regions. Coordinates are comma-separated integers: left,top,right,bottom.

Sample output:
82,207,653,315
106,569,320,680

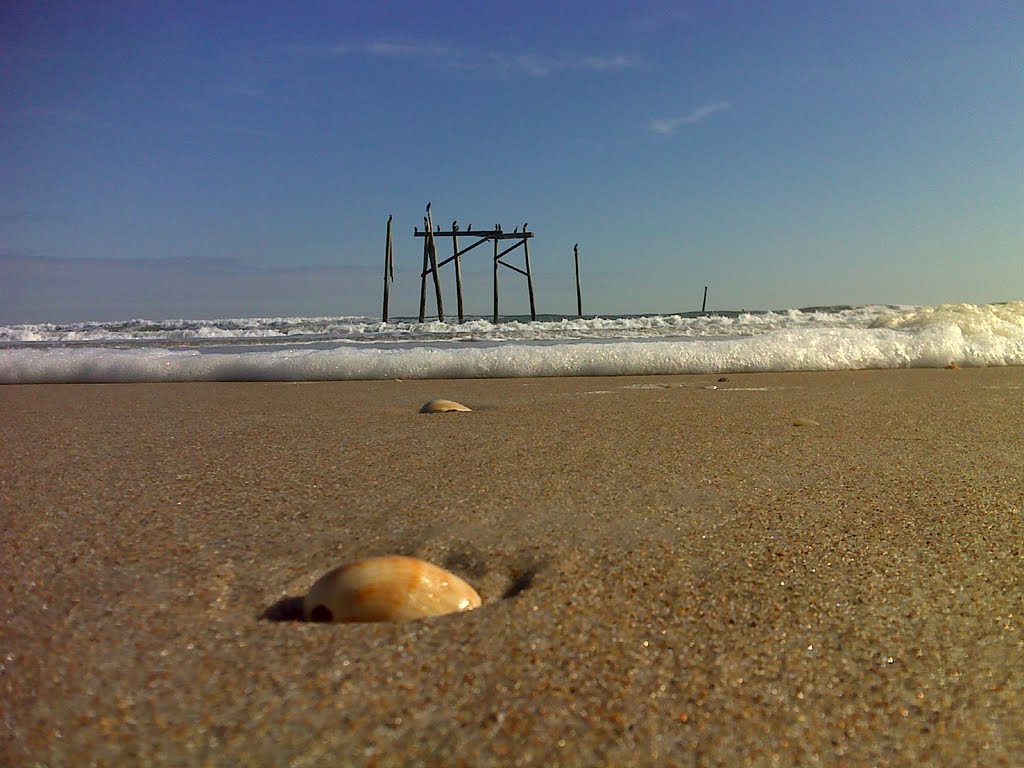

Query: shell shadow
501,569,535,599
261,595,305,622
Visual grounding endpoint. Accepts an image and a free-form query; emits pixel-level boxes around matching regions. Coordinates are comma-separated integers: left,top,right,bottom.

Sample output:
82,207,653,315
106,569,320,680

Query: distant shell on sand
420,399,472,413
303,555,482,623
945,362,960,369
792,417,820,427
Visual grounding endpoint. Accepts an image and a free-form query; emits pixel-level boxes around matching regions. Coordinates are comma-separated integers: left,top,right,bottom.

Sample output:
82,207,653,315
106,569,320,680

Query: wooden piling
424,204,445,321
523,236,537,321
418,219,429,323
574,243,583,318
452,221,465,323
492,235,500,323
382,214,393,322
701,286,708,313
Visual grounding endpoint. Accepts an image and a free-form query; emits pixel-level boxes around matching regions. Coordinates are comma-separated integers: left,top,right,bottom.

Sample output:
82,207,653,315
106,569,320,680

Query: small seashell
945,362,960,370
303,555,482,623
419,399,472,413
792,417,820,427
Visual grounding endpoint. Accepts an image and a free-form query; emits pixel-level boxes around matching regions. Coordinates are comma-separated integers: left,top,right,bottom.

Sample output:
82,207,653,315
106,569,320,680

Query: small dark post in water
492,235,500,323
418,219,429,323
574,243,583,318
424,204,445,321
701,286,708,314
382,214,393,322
523,234,537,321
452,221,465,323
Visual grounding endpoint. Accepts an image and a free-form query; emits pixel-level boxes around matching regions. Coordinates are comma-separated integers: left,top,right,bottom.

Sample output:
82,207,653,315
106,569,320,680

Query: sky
2,1,1022,323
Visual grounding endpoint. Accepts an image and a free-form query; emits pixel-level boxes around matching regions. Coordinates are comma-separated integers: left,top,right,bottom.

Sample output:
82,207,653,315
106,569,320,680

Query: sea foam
1,302,1021,384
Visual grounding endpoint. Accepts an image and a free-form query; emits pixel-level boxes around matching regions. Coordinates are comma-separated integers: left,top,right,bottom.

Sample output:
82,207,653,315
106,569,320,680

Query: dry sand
1,368,1022,766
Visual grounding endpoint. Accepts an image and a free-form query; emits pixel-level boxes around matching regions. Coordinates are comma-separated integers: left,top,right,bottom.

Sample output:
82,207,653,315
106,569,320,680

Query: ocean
1,301,1022,384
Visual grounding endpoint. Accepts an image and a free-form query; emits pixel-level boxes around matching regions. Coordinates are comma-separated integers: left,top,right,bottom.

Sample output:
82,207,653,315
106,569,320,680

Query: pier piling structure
411,204,538,324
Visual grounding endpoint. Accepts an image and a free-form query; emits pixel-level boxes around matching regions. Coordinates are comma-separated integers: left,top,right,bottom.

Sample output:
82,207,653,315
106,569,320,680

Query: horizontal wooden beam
415,230,534,239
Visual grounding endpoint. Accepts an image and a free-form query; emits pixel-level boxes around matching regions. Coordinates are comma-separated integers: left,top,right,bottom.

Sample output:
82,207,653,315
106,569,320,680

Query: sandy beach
2,368,1022,766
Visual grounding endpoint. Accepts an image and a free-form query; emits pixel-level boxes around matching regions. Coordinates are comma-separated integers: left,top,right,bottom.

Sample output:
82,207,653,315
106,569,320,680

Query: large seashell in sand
303,555,482,623
419,399,472,413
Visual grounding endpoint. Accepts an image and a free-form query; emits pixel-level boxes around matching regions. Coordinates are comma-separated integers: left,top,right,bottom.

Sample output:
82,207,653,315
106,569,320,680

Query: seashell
792,417,820,427
945,362,960,370
303,555,482,623
419,399,472,413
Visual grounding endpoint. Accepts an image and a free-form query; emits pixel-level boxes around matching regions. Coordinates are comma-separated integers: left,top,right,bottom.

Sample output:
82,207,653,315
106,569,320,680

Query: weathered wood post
452,221,465,323
492,234,500,323
574,243,583,318
701,286,708,313
424,203,444,322
382,214,393,322
418,219,429,323
523,225,537,321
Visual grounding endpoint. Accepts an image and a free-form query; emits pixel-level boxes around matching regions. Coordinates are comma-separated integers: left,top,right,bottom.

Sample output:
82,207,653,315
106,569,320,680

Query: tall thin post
382,214,393,321
701,286,708,313
418,218,429,323
574,243,583,318
453,221,464,323
523,236,537,321
425,204,445,322
492,235,500,323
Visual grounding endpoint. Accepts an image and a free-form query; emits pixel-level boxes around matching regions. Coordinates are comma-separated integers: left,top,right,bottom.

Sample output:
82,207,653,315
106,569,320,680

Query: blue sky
2,1,1022,323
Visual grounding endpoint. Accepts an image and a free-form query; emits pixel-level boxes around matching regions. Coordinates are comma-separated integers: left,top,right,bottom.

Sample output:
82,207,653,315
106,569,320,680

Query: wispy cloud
484,52,636,78
649,101,731,135
289,40,451,61
290,39,637,79
1,105,94,126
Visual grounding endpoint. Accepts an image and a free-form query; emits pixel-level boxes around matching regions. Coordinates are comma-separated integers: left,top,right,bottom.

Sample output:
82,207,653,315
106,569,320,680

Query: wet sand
2,368,1022,766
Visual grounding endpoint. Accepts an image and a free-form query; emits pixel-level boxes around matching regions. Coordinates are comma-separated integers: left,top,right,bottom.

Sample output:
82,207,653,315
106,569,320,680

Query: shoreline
2,368,1022,765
